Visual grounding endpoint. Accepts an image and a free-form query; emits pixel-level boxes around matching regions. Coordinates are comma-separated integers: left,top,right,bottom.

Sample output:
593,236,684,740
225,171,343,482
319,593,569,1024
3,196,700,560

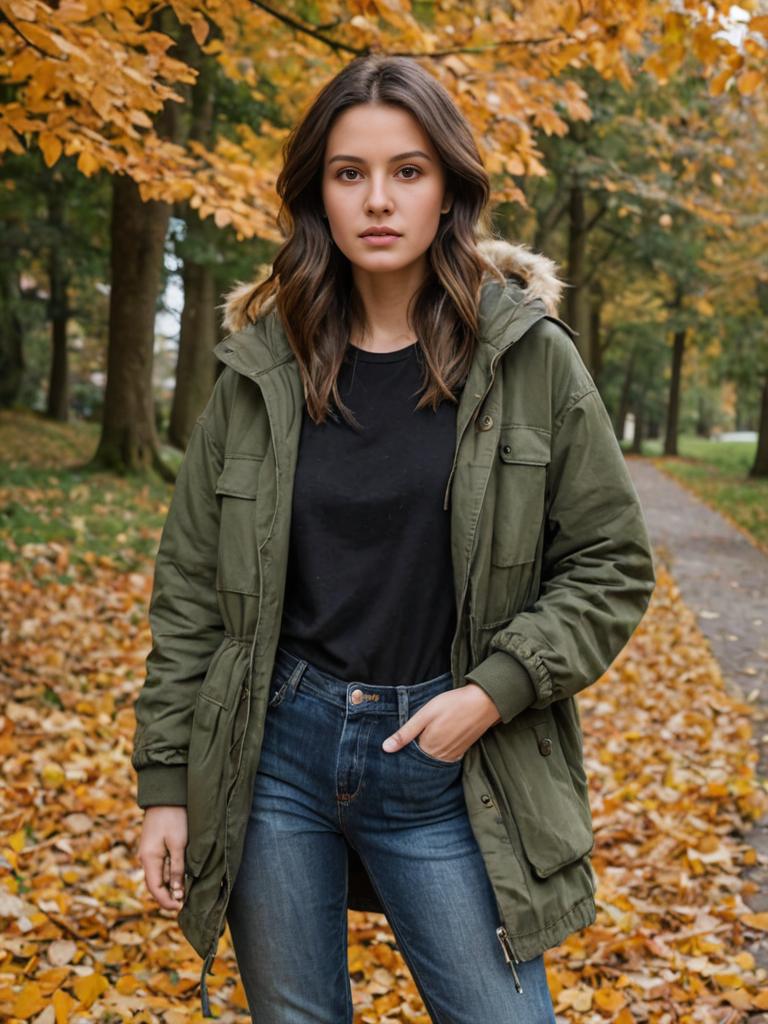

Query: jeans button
350,689,363,705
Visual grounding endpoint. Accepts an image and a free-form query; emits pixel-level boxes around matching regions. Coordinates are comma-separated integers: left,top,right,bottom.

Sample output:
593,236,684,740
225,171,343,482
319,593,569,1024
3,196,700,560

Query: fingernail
383,737,397,752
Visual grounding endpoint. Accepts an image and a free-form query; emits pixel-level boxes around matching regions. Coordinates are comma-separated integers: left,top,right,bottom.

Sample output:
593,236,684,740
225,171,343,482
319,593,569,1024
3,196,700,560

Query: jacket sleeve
130,376,230,808
466,365,657,723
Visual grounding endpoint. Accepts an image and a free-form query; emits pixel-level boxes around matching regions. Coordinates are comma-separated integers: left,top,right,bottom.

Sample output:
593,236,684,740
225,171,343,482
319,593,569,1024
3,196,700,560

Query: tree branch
248,1,571,59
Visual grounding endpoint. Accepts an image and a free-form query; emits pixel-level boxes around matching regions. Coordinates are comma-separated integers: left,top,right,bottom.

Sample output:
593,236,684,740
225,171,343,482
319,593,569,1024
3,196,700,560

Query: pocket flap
498,427,551,466
215,455,262,499
481,720,594,879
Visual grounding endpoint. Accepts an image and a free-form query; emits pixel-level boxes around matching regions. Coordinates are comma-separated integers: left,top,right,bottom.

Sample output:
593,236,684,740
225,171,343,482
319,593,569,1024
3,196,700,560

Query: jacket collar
213,239,574,379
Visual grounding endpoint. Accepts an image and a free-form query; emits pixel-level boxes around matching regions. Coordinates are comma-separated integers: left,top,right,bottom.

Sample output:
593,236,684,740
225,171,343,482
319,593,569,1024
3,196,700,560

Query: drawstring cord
199,947,216,1017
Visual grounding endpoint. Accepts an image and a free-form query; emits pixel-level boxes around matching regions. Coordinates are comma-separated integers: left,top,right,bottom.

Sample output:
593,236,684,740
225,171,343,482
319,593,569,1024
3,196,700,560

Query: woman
132,54,656,1023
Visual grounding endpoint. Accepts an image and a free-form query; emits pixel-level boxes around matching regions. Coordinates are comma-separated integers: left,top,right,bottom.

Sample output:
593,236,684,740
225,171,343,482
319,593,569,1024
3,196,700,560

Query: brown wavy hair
225,53,504,427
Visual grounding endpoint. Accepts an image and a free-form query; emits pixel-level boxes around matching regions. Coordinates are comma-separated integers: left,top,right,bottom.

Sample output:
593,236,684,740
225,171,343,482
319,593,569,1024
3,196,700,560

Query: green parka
131,238,656,1015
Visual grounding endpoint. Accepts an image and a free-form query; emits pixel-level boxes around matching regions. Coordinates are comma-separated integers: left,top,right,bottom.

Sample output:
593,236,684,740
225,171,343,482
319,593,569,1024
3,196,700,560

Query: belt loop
285,657,308,701
396,686,409,729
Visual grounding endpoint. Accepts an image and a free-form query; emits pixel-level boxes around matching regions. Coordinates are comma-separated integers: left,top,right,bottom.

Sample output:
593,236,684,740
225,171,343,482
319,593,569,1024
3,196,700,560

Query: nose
365,173,394,214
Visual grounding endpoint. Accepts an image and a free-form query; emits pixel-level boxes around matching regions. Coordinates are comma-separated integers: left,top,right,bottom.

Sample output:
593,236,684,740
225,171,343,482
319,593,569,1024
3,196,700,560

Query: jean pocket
407,737,464,768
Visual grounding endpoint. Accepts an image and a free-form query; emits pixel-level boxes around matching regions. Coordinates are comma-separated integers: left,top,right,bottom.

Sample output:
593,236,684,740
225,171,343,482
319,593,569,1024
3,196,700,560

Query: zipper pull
496,925,523,993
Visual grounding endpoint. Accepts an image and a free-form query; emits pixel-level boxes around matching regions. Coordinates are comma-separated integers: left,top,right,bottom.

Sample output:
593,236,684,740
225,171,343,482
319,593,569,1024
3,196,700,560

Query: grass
629,434,768,553
0,409,180,577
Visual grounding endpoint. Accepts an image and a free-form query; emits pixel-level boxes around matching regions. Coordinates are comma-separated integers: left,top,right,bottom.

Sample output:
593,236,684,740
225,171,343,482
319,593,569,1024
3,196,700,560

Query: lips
360,228,401,237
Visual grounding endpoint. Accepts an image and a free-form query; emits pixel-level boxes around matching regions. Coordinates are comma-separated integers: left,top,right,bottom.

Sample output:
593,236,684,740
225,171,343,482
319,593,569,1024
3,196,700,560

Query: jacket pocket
480,709,594,878
214,454,265,595
491,426,550,568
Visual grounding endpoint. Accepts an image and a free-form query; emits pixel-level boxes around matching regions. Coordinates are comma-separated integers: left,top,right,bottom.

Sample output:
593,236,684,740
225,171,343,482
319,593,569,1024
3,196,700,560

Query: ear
441,191,454,215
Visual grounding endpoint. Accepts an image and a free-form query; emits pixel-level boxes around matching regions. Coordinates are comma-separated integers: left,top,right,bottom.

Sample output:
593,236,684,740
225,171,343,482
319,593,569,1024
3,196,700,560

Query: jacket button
502,444,511,455
477,414,494,431
538,737,552,756
481,793,493,805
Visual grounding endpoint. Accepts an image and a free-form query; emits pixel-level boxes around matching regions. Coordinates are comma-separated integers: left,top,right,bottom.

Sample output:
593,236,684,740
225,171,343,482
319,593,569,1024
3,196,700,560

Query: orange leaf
52,987,77,1024
191,15,209,46
12,982,45,1019
39,133,62,167
742,911,768,931
594,987,627,1011
737,70,762,95
76,150,99,177
72,972,109,1008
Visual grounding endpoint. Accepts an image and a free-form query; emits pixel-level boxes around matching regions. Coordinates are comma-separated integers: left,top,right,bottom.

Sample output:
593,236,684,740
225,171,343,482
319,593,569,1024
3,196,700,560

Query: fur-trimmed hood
220,238,567,334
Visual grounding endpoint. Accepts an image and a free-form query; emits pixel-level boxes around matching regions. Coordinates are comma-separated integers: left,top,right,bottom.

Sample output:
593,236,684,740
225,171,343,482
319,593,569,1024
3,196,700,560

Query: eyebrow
327,150,433,166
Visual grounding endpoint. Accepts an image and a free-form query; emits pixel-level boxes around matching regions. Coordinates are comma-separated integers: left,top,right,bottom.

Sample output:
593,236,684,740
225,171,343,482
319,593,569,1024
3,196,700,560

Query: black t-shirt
278,339,458,685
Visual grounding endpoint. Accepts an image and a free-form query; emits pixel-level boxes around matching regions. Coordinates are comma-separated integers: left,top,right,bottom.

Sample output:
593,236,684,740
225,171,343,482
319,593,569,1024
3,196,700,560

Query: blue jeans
225,646,557,1023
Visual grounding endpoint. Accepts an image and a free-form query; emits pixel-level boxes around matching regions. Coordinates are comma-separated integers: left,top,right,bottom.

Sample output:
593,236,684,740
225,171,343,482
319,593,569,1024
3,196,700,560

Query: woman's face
321,102,451,278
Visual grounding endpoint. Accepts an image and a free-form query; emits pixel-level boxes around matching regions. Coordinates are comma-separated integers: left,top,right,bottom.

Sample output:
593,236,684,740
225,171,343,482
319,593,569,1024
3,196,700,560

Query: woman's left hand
381,683,501,762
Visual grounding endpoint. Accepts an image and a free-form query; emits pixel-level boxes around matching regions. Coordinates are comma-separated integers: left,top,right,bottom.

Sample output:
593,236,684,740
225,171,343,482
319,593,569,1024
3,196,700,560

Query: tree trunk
46,187,69,421
588,282,603,384
168,261,218,449
750,373,768,479
565,180,590,365
0,275,24,408
168,49,218,450
695,393,710,438
89,174,172,477
664,325,687,456
630,397,645,454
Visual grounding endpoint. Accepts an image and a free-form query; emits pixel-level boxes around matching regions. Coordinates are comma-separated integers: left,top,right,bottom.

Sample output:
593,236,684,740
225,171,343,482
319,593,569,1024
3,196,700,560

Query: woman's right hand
139,805,189,910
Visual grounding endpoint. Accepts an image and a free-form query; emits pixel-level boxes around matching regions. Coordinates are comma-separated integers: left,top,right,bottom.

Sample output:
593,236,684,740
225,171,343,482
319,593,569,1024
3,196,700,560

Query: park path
626,456,768,992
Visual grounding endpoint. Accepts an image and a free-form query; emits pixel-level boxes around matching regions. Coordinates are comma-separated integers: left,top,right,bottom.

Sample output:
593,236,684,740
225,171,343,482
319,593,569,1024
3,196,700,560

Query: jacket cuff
137,765,188,808
465,650,537,724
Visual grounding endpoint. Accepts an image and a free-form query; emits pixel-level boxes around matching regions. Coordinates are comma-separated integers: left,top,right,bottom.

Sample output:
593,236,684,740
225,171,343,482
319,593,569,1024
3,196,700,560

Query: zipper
496,924,523,993
444,346,527,993
478,742,528,995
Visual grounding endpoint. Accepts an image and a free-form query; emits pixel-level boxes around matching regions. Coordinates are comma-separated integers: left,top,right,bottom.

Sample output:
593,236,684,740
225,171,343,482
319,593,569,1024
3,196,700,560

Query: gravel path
626,456,768,997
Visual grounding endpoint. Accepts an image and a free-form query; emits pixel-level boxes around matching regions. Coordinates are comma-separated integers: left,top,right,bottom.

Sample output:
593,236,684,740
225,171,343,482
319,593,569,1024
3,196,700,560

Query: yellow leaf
714,973,743,988
8,829,26,852
737,70,762,95
12,982,45,1019
90,86,112,120
694,297,715,317
53,987,77,1024
39,133,62,167
191,15,209,46
77,150,99,177
743,911,768,930
41,763,65,786
72,972,109,1008
594,987,626,1011
13,1,38,21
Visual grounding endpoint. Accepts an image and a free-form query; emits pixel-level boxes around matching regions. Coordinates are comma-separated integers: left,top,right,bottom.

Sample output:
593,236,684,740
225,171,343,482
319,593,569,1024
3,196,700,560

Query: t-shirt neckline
347,340,419,363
